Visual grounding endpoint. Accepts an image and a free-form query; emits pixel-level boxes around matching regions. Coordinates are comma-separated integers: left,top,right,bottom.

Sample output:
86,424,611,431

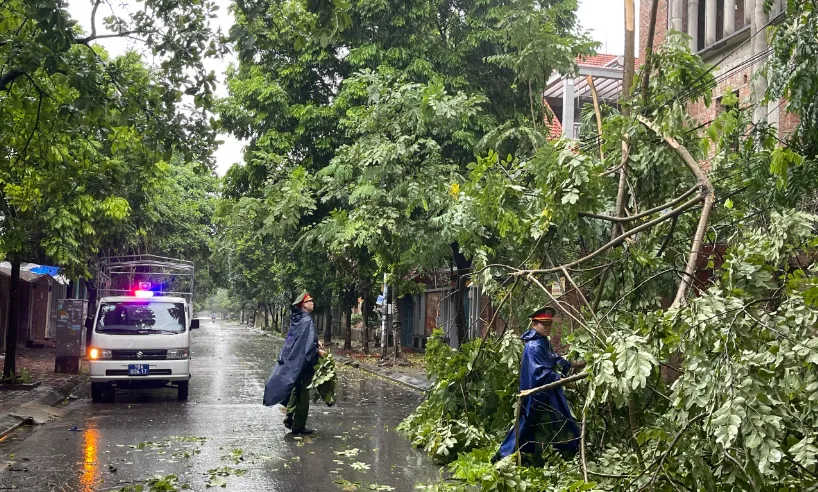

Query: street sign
376,294,384,305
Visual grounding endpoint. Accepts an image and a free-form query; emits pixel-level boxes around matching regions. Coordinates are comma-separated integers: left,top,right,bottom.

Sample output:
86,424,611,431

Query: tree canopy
1,0,224,377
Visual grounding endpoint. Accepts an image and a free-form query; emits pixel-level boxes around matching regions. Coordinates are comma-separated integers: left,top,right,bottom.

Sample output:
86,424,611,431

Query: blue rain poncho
262,307,319,407
497,329,580,458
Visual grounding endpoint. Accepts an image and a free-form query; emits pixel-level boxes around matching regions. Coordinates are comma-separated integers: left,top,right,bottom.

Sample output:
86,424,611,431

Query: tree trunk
344,287,353,351
263,303,270,329
623,0,636,105
2,261,21,379
392,284,402,360
362,284,370,355
640,0,661,104
324,289,333,344
451,243,471,347
84,279,98,345
281,307,288,336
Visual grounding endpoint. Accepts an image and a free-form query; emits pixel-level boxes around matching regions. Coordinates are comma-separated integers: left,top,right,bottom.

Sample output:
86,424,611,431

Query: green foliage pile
397,330,522,460
310,352,337,406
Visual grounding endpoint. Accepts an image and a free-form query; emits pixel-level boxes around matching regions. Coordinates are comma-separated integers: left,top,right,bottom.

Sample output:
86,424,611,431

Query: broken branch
587,75,605,160
518,372,588,397
522,194,703,275
637,115,715,308
579,186,698,223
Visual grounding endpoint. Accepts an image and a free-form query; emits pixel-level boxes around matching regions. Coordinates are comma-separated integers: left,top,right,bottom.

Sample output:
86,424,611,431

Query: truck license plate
128,364,150,376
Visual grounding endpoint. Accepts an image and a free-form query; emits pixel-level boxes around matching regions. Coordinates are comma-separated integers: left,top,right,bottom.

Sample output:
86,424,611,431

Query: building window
674,0,751,52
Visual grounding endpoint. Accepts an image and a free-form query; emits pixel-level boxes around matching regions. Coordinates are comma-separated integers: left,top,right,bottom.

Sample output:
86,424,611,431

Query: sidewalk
0,345,88,439
246,325,431,392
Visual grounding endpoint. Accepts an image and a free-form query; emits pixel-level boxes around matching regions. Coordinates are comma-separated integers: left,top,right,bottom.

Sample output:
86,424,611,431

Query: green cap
292,292,314,307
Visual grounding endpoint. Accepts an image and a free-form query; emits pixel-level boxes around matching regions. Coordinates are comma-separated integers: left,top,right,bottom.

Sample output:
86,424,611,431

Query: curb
0,374,88,440
333,355,430,393
244,326,431,393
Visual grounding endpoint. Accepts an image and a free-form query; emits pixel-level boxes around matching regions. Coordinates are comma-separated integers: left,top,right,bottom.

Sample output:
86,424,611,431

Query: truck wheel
177,381,189,400
91,382,112,403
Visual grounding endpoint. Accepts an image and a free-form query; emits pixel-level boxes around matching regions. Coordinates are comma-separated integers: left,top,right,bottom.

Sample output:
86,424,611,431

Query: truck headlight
166,349,189,359
89,348,112,360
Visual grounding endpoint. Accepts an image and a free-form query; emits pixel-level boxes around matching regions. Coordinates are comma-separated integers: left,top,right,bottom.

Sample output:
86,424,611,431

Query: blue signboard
30,265,61,276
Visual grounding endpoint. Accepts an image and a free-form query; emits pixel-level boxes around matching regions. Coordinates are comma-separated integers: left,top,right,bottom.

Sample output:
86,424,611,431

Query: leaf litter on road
335,448,360,458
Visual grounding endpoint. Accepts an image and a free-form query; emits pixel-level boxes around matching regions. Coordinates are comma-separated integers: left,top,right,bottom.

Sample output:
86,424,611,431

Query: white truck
85,255,199,402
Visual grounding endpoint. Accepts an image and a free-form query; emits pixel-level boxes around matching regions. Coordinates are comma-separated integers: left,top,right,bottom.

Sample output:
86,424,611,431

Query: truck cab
86,256,197,402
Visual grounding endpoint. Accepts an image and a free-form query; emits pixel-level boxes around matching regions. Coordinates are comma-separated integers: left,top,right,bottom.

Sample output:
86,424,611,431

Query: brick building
640,0,797,139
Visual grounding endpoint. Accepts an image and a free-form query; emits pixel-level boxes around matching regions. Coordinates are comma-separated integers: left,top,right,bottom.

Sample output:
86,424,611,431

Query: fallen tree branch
518,372,589,397
587,75,604,161
561,266,595,319
521,195,703,275
579,186,698,223
636,115,715,308
587,470,633,479
580,387,590,482
656,214,678,258
613,138,631,236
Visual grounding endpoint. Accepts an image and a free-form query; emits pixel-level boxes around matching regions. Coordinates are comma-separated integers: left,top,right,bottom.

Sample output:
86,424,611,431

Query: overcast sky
67,0,639,176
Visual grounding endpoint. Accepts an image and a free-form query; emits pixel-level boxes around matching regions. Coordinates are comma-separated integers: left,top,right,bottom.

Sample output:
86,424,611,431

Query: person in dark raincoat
263,292,325,435
493,307,584,462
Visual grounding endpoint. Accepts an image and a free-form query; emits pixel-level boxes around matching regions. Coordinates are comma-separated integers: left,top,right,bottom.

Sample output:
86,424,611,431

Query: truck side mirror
190,319,200,330
84,317,94,330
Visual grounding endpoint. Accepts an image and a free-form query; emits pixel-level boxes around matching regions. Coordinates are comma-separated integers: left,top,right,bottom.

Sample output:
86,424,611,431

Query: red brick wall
779,100,800,141
687,64,754,141
639,0,669,65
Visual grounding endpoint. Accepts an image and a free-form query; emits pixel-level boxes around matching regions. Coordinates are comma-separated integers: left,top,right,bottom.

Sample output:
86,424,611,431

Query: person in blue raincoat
493,307,584,462
263,292,325,435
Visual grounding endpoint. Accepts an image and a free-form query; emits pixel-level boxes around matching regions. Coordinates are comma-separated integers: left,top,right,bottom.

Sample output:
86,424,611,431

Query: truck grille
110,349,167,360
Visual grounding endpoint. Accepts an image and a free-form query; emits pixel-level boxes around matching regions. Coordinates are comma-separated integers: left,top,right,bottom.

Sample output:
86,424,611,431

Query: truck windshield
96,302,186,334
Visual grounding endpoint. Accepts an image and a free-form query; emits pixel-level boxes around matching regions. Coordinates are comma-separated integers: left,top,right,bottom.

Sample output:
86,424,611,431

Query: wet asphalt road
0,321,441,491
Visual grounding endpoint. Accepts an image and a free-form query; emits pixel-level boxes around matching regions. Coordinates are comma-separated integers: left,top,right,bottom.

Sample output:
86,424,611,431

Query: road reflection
80,425,99,491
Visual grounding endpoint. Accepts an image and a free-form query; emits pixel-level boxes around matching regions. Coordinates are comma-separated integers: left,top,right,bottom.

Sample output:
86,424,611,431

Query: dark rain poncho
497,329,580,458
262,307,319,407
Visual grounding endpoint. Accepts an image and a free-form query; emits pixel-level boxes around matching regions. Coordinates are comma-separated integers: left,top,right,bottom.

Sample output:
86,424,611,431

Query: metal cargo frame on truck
96,255,195,305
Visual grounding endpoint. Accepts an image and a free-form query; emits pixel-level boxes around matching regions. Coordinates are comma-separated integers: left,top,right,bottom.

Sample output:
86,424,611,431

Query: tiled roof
576,54,618,67
543,100,562,140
